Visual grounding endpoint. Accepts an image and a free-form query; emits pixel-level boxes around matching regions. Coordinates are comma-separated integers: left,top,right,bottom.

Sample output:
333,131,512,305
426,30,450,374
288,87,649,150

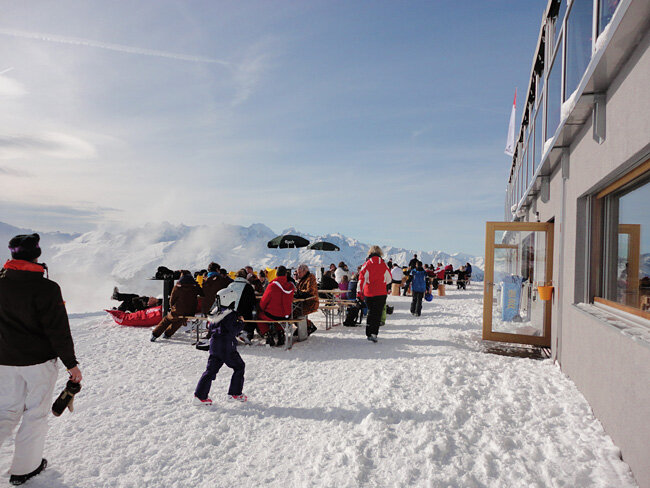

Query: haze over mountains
1,220,484,313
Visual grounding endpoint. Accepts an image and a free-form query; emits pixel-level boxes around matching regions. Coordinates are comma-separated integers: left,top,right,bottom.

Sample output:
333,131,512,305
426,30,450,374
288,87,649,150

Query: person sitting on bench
294,264,319,317
318,270,339,298
258,266,295,344
201,262,231,315
150,271,202,341
111,288,161,313
245,266,265,294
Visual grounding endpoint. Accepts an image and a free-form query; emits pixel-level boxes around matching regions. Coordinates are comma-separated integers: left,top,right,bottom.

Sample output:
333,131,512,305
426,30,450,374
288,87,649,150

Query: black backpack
344,303,363,327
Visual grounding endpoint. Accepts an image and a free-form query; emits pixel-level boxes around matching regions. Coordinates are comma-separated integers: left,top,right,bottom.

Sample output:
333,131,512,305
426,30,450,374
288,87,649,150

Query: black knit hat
8,233,42,261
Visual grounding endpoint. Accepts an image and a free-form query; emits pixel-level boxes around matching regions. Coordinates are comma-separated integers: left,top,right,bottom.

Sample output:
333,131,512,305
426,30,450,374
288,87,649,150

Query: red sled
105,306,162,327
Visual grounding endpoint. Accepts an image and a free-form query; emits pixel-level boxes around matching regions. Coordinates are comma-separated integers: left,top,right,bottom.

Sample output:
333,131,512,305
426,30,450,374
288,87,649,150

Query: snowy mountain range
0,220,485,313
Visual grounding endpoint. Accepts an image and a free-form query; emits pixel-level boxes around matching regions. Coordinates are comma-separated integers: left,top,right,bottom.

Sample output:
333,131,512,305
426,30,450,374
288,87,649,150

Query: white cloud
0,28,230,66
0,166,31,177
230,39,279,106
0,131,97,160
0,74,27,98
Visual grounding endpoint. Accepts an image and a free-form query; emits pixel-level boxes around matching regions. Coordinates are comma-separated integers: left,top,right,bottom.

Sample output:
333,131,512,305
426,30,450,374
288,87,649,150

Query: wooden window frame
594,159,650,320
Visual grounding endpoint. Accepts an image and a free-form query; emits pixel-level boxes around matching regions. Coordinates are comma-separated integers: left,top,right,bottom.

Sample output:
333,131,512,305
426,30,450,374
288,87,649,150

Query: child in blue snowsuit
194,309,246,404
410,262,428,316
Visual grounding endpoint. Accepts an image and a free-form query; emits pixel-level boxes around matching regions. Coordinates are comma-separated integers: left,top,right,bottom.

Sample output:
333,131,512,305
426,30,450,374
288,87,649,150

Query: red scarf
3,259,45,274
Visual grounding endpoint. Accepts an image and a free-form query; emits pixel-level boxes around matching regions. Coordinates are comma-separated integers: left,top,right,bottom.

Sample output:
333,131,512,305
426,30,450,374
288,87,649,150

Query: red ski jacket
260,276,296,318
358,255,391,298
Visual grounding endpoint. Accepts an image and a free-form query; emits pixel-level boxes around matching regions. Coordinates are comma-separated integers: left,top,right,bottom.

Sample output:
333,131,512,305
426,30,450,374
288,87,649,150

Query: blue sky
0,1,544,256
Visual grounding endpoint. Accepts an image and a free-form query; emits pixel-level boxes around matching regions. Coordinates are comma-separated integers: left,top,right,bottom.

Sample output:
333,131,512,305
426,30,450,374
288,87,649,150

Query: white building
482,1,650,485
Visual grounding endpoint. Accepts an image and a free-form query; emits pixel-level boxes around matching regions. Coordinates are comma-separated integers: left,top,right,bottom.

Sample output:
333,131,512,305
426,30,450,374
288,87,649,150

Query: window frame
593,158,650,321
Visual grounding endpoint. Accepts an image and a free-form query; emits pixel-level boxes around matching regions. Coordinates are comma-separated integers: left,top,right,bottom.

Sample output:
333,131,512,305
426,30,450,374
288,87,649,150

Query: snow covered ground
1,284,637,487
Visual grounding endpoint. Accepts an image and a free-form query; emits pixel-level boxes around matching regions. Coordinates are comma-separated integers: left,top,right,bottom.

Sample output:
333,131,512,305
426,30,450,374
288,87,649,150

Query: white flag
504,89,517,157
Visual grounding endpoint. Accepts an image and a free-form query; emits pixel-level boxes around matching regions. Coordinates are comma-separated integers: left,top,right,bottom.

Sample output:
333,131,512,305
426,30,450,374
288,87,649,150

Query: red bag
105,306,162,327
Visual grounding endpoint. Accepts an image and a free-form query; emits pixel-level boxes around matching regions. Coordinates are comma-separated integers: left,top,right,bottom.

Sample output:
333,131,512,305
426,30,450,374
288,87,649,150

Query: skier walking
0,234,82,485
193,298,247,405
358,245,392,343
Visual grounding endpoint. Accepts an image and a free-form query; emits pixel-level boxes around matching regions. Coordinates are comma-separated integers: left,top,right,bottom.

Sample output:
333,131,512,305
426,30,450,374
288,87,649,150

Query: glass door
483,222,554,347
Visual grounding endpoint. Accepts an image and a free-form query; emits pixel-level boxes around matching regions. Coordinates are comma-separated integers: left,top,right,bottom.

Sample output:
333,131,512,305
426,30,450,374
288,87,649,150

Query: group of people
0,230,469,484
385,254,474,316
0,230,480,486
388,255,473,295
192,248,392,406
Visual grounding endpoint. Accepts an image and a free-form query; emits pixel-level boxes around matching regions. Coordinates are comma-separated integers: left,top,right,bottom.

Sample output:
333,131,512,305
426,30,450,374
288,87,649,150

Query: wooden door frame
618,224,641,308
483,221,554,347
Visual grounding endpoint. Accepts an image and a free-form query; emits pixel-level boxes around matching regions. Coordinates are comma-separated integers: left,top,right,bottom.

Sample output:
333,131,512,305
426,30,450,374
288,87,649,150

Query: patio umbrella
307,241,340,251
267,234,310,249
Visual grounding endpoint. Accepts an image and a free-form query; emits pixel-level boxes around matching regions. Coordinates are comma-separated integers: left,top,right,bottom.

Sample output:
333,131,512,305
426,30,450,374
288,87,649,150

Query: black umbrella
307,241,340,251
267,234,310,249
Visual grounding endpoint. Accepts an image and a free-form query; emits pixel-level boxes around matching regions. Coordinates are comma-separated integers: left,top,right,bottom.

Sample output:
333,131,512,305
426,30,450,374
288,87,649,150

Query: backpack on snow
344,302,363,327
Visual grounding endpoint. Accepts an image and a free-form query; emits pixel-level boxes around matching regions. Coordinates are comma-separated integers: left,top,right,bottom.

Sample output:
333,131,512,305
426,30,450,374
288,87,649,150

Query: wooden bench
182,315,304,350
242,319,303,350
318,298,358,329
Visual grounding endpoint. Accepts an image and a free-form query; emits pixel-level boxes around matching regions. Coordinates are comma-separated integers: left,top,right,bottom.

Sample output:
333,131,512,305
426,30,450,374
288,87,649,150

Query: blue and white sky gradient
0,1,544,256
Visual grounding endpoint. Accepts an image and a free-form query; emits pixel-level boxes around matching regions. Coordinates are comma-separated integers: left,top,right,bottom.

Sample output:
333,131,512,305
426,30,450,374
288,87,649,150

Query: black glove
52,380,82,417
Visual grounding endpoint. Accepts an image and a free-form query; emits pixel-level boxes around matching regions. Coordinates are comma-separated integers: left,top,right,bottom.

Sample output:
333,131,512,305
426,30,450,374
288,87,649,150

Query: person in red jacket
258,266,296,340
358,245,392,343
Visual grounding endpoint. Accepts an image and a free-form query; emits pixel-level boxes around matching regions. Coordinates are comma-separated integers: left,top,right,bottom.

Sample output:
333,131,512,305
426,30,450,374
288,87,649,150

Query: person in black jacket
0,233,82,486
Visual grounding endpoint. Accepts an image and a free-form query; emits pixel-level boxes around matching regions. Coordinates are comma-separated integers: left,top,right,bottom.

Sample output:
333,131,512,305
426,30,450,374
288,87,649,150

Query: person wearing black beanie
8,233,42,262
0,233,82,485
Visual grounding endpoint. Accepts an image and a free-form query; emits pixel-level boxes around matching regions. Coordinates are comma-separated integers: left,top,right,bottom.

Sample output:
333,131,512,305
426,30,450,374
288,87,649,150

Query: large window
565,0,593,100
599,0,621,35
554,0,568,46
546,44,563,141
534,103,544,171
596,160,650,318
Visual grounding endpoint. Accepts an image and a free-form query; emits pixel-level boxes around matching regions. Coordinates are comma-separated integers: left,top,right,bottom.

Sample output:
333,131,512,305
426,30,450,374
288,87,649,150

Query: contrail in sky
0,28,230,66
0,67,14,75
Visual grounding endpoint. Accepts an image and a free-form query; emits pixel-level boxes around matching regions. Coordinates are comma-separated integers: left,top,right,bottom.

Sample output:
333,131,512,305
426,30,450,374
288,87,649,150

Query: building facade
492,0,649,485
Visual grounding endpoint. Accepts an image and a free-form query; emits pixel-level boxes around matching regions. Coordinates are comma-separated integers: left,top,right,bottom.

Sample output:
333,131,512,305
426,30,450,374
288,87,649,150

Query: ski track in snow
1,285,637,487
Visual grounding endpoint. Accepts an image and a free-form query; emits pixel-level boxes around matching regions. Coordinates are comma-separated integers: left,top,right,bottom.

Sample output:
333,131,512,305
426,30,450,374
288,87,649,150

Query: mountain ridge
0,220,484,312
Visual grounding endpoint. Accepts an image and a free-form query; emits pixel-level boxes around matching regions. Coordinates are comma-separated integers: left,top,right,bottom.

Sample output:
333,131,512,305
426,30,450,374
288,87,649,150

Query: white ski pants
0,360,58,475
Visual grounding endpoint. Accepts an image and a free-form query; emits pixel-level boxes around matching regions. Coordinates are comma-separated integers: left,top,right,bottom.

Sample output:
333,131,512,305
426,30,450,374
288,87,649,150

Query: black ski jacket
0,260,78,369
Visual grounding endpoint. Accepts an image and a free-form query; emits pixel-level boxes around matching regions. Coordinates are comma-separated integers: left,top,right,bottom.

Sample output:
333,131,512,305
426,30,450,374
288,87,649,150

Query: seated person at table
318,270,339,298
335,261,349,283
258,269,269,290
111,287,161,312
219,267,233,284
150,271,202,341
338,275,350,299
348,273,359,297
258,265,295,326
245,266,265,294
294,264,319,317
201,262,231,315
